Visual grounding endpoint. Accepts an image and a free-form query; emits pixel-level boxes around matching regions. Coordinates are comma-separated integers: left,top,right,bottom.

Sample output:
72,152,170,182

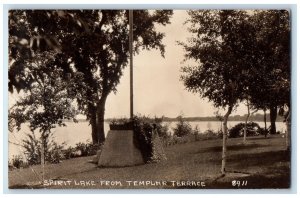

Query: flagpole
129,10,133,119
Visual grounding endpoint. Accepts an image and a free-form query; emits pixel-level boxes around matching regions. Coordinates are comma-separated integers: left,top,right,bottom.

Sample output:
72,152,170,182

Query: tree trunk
40,131,47,165
221,105,233,175
41,138,45,165
243,100,250,143
95,94,108,144
263,108,267,138
41,131,48,182
269,105,277,134
285,107,291,152
220,121,223,133
90,111,98,144
88,105,99,144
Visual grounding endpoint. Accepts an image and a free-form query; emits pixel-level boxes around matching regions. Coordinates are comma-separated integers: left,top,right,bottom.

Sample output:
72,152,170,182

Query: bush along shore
9,141,102,170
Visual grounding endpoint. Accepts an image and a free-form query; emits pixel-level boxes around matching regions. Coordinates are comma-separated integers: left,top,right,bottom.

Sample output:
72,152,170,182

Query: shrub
198,129,218,140
132,116,167,163
22,131,42,165
217,130,223,138
229,122,261,138
109,117,130,125
12,133,102,168
259,126,281,136
109,117,132,130
86,142,103,156
258,127,269,136
192,129,223,141
133,116,154,162
62,146,75,159
173,116,193,137
10,155,28,169
156,123,170,139
22,131,66,165
46,142,65,164
74,142,89,156
193,125,201,141
74,141,102,157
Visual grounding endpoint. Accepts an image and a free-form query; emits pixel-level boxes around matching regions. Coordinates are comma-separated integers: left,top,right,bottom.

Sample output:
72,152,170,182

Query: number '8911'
232,180,247,187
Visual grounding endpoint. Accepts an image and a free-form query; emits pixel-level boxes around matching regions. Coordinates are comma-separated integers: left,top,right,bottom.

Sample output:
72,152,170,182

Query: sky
9,10,250,119
104,10,249,118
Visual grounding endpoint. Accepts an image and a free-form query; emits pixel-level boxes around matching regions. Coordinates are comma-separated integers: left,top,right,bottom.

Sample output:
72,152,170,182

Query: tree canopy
9,10,173,143
247,11,290,108
9,52,79,134
179,9,291,173
180,10,250,109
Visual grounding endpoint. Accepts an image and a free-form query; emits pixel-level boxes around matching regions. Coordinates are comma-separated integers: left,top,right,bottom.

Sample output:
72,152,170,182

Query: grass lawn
8,134,290,189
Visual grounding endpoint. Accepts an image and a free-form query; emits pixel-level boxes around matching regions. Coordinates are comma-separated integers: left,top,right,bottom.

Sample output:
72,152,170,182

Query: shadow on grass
246,136,274,140
176,156,290,189
193,143,269,154
228,150,290,168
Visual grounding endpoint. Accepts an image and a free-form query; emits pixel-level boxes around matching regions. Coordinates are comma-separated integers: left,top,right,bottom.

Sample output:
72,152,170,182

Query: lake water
8,121,286,159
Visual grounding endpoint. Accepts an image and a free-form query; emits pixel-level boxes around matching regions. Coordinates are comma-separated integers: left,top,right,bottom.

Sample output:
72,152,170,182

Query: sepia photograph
7,9,292,189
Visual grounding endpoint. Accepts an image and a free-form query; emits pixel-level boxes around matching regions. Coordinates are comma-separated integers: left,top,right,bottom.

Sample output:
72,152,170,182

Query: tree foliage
247,10,290,134
179,9,291,173
179,10,253,174
9,52,79,134
9,10,173,143
173,116,192,137
180,10,251,109
229,122,262,138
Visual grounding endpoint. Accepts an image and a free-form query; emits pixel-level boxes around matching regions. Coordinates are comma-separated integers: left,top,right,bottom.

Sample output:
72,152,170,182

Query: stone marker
98,130,144,167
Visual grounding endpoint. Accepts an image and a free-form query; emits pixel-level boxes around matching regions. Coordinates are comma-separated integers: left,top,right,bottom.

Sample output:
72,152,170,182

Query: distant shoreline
159,114,285,122
71,113,285,123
